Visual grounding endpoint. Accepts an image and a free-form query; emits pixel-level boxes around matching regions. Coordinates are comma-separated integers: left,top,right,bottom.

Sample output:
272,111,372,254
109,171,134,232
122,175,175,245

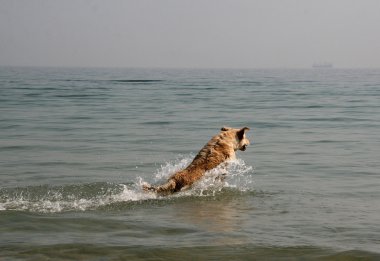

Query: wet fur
143,127,250,195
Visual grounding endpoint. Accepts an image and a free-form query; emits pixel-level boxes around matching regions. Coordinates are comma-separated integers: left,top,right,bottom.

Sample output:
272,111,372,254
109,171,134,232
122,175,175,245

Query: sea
0,66,379,260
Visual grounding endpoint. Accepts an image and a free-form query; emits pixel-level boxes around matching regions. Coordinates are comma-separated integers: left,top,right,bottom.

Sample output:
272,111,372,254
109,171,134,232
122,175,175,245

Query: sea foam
0,155,254,213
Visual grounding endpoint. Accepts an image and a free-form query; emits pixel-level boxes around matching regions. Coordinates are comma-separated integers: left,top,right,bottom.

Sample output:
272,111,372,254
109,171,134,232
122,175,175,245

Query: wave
108,79,164,83
0,157,254,213
4,244,380,260
55,79,164,84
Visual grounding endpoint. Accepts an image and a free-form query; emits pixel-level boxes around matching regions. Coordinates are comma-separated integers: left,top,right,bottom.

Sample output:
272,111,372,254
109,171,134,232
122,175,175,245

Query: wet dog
143,127,250,195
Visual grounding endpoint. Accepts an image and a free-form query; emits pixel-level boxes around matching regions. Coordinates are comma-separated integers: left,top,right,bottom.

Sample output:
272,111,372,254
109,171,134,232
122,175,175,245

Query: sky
1,0,379,68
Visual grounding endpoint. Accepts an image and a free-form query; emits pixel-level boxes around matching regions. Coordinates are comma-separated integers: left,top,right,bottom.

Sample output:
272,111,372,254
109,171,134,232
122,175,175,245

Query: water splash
141,155,254,197
0,183,150,213
0,156,254,213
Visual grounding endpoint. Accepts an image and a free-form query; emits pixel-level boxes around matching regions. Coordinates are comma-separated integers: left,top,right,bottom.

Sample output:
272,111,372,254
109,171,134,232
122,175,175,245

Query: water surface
1,67,379,260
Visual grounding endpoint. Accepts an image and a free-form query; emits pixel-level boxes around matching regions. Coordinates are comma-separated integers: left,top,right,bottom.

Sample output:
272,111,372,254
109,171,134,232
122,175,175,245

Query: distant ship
312,62,333,68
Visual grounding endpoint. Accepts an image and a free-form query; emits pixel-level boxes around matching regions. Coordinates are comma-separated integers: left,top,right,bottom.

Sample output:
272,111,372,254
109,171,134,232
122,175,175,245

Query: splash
0,183,147,213
142,155,254,197
0,156,254,213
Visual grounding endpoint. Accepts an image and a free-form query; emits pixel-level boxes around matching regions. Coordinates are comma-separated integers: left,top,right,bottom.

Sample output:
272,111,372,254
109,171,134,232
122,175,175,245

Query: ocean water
0,67,379,260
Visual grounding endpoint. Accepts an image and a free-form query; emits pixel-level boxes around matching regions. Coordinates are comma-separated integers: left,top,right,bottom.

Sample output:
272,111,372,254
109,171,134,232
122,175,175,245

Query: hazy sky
1,0,379,68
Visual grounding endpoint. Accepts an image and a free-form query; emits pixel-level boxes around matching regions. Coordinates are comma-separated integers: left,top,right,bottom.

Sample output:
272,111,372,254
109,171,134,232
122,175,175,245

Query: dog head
221,126,251,151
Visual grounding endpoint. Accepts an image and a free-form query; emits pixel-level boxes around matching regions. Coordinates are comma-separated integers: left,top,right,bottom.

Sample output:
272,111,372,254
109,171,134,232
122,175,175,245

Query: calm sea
0,67,379,260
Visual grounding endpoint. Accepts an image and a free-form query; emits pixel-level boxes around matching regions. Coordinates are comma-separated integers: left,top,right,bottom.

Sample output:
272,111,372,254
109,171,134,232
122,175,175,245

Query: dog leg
214,161,229,182
215,172,227,182
156,179,176,194
180,185,191,191
142,183,157,192
143,179,177,194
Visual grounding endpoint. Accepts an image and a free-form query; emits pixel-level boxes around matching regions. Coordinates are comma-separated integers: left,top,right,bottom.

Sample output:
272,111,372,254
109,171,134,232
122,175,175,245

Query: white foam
143,156,254,196
153,155,193,182
0,156,254,213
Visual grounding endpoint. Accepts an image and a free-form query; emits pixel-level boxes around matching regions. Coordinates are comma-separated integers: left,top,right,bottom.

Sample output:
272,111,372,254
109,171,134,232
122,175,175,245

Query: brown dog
143,126,250,195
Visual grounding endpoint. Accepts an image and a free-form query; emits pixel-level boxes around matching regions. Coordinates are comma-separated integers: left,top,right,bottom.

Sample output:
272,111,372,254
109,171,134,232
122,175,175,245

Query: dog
143,126,250,195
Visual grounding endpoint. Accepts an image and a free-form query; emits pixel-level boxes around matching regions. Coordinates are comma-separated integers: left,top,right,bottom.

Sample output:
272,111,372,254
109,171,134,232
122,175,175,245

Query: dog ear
221,126,232,131
237,127,250,140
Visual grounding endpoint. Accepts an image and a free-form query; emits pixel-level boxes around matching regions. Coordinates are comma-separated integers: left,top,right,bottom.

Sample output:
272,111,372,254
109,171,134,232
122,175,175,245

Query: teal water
1,67,380,260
